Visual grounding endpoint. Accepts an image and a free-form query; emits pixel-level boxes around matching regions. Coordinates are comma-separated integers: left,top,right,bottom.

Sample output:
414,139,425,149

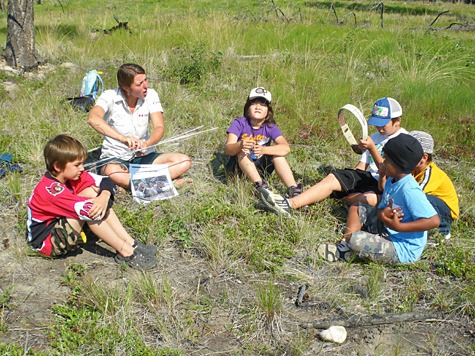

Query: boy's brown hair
44,134,87,175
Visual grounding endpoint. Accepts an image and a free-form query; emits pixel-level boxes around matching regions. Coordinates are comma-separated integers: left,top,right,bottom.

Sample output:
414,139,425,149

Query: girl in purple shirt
225,87,302,212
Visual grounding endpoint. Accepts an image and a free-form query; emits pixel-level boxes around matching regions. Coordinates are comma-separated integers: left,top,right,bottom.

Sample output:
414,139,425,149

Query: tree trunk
3,0,43,70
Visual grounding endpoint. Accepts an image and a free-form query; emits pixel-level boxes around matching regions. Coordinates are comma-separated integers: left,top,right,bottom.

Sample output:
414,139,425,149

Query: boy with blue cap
259,97,407,215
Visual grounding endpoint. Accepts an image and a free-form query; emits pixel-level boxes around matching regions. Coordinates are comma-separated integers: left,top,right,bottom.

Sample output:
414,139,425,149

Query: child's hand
87,193,110,220
358,136,375,152
380,200,404,230
241,140,254,154
252,144,265,156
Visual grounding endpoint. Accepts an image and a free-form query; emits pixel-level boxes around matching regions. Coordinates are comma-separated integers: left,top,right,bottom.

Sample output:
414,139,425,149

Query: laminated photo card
130,164,178,204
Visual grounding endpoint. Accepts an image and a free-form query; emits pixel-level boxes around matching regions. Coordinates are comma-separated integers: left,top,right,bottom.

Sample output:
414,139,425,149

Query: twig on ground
329,3,339,24
429,10,449,29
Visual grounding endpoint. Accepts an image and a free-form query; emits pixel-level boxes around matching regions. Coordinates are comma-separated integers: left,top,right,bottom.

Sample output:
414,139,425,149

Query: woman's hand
121,136,147,151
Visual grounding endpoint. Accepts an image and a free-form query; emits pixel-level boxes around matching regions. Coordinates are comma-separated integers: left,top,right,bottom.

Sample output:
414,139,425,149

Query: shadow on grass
80,225,116,258
209,151,229,184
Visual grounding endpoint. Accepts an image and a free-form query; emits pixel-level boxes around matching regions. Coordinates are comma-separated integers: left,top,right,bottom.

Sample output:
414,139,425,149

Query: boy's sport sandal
133,239,158,256
114,249,157,270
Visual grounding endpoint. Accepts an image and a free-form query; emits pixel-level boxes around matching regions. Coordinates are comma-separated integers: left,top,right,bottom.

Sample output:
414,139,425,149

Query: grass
0,0,474,354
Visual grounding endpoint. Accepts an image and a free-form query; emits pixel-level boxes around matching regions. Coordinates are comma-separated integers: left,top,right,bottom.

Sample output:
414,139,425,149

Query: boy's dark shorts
331,168,382,199
225,154,275,177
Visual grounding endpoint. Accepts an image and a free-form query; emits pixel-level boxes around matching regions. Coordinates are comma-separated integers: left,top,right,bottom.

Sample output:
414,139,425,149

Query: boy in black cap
319,133,440,264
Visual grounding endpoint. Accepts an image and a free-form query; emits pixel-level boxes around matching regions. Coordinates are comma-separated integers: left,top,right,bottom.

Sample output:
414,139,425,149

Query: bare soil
1,205,474,355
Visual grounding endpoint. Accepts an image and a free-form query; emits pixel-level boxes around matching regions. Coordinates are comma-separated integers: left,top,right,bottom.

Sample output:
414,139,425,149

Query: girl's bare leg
237,152,262,183
272,156,297,188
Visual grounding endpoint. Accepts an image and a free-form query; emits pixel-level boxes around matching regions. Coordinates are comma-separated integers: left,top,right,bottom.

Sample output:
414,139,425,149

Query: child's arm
88,189,112,220
378,206,440,232
225,133,254,156
252,135,290,157
359,136,384,169
77,185,112,220
377,163,387,192
64,173,115,220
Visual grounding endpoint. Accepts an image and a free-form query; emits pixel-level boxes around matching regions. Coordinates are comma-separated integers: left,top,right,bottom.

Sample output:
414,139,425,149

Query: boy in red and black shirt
27,134,156,270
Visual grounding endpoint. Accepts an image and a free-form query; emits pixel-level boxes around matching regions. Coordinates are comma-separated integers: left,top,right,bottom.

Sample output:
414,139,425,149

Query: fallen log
301,312,445,329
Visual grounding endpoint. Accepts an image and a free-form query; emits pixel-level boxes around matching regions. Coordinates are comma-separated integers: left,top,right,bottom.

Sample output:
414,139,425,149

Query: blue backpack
69,70,104,112
80,70,104,100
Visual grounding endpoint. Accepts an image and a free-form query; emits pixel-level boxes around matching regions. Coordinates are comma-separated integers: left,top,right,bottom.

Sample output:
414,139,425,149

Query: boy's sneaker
258,188,291,216
133,239,158,256
286,183,304,198
336,240,353,261
318,240,353,262
114,249,157,270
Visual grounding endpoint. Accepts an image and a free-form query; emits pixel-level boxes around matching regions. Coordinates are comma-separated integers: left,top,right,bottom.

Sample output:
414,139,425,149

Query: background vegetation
0,0,474,354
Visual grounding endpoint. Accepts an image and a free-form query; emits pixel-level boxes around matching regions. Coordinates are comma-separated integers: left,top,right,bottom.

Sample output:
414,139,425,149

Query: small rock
319,325,347,344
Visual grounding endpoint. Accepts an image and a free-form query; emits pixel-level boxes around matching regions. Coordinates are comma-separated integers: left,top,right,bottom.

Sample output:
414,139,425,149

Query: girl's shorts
225,154,274,177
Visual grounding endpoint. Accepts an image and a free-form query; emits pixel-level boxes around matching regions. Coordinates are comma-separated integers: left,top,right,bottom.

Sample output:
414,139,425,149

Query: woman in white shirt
88,63,191,189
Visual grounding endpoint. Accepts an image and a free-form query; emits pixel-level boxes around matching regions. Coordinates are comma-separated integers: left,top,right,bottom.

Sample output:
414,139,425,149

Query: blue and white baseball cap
368,97,402,126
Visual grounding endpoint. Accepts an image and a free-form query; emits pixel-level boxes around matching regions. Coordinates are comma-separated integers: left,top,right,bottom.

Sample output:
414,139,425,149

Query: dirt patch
1,228,474,354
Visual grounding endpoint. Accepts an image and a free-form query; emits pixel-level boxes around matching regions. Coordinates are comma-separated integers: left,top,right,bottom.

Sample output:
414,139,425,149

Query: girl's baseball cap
368,97,402,127
249,87,272,103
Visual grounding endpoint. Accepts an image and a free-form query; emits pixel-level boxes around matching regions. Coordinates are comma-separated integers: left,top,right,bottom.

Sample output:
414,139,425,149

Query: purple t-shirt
227,116,283,150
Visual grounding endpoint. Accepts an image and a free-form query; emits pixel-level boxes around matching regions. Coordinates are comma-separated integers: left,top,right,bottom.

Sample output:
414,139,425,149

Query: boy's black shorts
330,168,382,199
